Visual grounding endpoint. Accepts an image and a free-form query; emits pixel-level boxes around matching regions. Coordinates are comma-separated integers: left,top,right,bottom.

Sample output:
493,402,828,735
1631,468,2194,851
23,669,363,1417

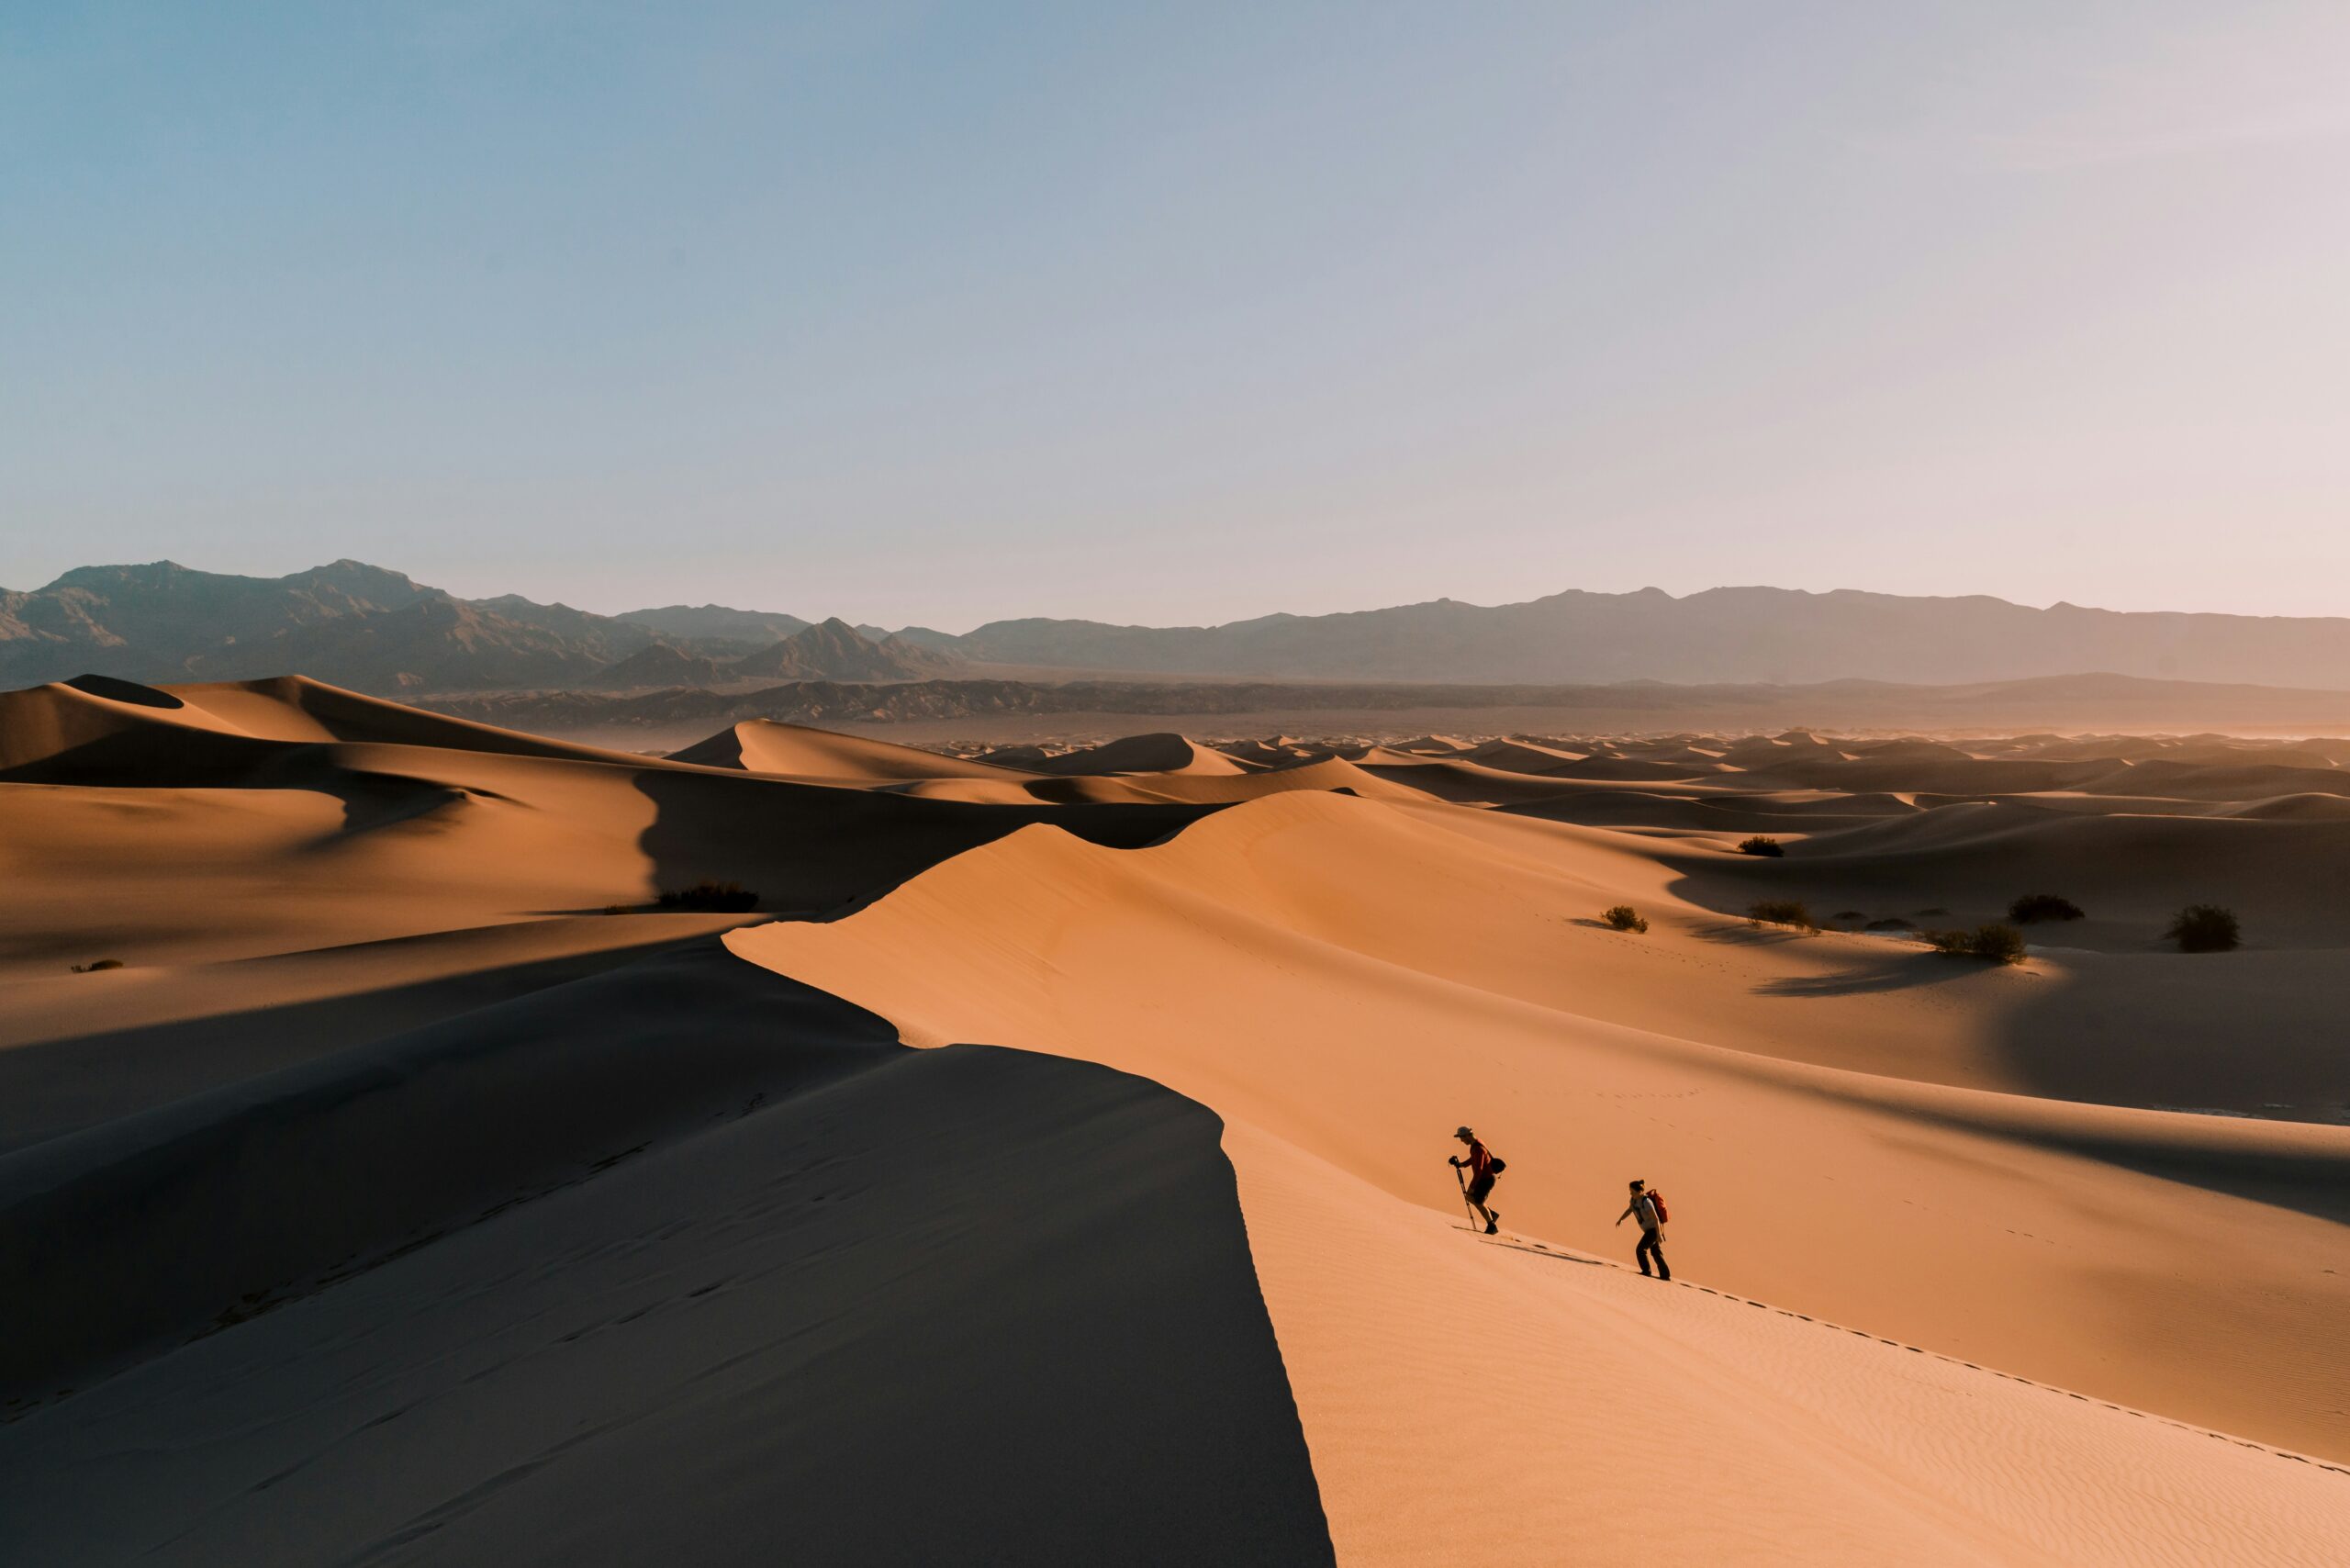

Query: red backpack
1646,1190,1670,1224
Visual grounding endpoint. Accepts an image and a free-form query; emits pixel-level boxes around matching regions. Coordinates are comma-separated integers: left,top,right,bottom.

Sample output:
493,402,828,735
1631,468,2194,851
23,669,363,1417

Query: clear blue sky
5,3,2346,629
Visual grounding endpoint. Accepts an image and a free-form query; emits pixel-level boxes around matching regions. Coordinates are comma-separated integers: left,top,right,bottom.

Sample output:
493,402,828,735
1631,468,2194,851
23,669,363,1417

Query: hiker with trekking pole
1449,1126,1504,1235
1616,1179,1670,1279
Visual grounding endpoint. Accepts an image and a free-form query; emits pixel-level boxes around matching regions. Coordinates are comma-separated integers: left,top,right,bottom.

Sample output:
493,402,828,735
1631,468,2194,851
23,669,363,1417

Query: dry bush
71,958,126,973
1602,904,1649,934
1736,835,1785,857
1923,924,2028,964
1747,900,1817,932
2008,893,2085,924
658,879,760,913
2165,904,2240,953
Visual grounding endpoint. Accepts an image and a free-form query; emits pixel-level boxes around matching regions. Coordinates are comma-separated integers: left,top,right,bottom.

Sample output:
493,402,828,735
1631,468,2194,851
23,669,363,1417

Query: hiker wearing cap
1616,1180,1670,1279
1449,1126,1504,1235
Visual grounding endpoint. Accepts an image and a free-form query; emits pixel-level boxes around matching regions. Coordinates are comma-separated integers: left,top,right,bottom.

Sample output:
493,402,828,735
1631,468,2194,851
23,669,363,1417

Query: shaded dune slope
0,943,879,1404
0,915,758,1154
0,953,1333,1565
1666,802,2350,947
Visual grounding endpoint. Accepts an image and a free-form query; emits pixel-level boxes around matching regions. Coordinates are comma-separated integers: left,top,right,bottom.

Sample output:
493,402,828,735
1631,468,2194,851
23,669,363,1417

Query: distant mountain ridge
935,588,2350,688
9,560,2350,693
0,561,943,693
594,619,954,689
615,603,811,645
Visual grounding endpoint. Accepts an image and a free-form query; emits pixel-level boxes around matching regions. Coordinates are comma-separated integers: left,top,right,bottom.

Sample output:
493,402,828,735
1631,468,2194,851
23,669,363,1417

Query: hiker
1616,1179,1669,1279
1449,1126,1503,1235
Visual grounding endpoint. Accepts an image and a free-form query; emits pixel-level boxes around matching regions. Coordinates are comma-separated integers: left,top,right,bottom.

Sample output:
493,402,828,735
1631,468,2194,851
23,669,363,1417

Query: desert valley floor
2,674,2346,1564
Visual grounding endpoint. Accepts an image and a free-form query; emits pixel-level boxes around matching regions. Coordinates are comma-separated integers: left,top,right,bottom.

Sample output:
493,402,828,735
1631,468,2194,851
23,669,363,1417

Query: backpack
1488,1155,1507,1175
1645,1190,1669,1224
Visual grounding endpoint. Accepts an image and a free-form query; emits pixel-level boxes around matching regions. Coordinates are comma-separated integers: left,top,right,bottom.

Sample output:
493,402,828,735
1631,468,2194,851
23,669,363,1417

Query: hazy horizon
7,3,2347,627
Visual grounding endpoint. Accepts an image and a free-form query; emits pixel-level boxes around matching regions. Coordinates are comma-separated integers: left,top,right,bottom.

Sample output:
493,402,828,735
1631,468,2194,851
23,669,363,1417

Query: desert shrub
2008,893,2085,924
1602,904,1649,934
658,879,760,913
2165,904,2240,953
602,903,635,915
1736,835,1785,857
1747,900,1817,932
1864,916,1916,931
1924,924,2027,964
71,958,125,973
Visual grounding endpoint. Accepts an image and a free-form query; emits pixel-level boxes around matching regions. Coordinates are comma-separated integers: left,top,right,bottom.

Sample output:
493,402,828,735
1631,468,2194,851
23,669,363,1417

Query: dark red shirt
1461,1138,1494,1178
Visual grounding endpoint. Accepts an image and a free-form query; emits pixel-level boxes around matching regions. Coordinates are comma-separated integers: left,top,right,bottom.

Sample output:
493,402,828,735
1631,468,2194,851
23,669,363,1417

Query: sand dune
1,680,1213,974
1025,731,1249,776
6,685,2345,1561
666,717,1041,782
0,674,647,781
0,959,1331,1564
723,790,2350,1465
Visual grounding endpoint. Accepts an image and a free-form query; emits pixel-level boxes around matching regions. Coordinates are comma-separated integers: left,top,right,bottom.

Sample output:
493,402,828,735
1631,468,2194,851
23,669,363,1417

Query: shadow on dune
1691,921,1819,948
0,716,489,841
631,766,1217,917
1863,1097,2350,1228
1751,953,1982,998
0,942,898,1408
1659,840,2350,1224
0,720,282,786
0,964,1337,1563
0,933,727,1158
64,673,184,710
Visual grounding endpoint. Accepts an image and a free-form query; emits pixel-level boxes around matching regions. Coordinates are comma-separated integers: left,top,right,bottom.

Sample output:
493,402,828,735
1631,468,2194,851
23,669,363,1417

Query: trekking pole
1455,1164,1478,1230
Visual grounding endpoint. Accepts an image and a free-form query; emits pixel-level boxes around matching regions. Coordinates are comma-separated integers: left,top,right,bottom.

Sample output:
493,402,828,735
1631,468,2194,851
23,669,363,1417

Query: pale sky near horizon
5,3,2347,632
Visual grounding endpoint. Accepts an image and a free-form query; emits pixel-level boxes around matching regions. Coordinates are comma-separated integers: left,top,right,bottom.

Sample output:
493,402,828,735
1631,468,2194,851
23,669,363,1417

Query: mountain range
0,561,947,693
927,588,2350,688
9,560,2350,694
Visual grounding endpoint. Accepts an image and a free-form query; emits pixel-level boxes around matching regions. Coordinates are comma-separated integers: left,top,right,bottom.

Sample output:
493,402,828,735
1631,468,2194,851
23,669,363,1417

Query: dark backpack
1488,1155,1506,1175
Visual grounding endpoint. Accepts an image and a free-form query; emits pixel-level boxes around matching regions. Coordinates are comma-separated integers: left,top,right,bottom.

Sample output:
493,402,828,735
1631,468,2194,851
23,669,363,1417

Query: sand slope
0,958,1331,1563
0,914,755,1153
725,791,2350,1462
1232,1121,2348,1566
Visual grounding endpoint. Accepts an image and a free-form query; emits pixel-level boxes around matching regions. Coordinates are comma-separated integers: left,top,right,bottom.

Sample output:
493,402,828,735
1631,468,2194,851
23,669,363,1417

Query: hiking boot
1484,1216,1499,1235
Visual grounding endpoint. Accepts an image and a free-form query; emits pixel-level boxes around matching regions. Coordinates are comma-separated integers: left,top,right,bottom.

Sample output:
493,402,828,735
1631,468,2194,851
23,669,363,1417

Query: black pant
1636,1229,1669,1279
1467,1171,1495,1205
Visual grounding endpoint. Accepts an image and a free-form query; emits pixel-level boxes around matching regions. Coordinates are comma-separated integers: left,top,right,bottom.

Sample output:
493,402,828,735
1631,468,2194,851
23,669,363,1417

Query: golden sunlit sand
3,675,2345,1563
